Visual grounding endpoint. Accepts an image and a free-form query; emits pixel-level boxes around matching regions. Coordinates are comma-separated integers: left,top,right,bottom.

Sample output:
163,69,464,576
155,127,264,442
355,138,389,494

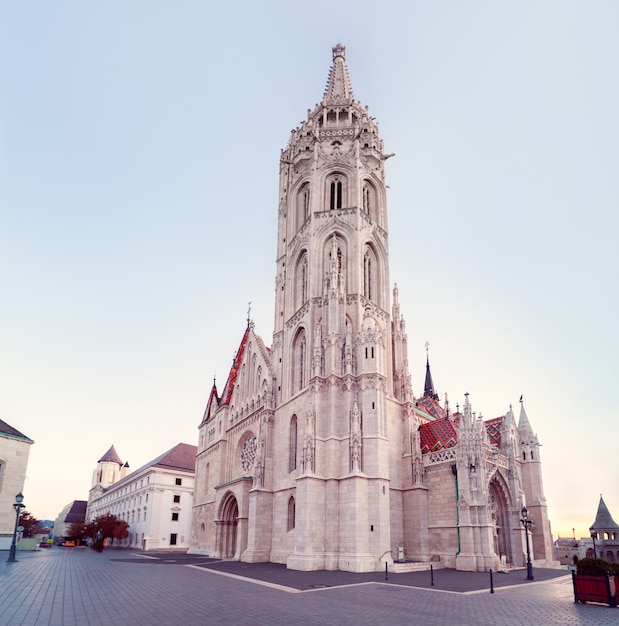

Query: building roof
65,500,87,523
419,418,457,453
117,443,197,485
152,443,197,472
97,445,123,465
220,324,252,407
590,495,619,531
485,416,503,448
0,418,33,443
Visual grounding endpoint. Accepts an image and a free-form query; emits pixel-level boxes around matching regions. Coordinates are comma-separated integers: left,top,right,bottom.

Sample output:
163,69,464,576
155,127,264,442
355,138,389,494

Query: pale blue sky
1,1,617,537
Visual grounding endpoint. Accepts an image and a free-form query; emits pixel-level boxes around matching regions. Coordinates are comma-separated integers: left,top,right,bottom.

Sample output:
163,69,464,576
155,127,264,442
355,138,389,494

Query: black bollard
385,561,388,580
430,563,434,586
489,568,494,594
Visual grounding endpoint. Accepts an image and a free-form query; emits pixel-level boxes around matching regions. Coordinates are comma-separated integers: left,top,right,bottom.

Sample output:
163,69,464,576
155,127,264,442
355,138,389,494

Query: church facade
189,45,556,573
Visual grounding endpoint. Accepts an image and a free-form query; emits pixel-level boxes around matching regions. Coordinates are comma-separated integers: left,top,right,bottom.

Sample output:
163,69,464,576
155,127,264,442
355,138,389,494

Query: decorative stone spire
423,342,436,399
517,397,537,443
322,44,354,106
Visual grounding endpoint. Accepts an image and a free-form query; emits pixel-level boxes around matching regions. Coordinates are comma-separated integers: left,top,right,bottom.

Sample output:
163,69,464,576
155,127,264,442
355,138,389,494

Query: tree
19,511,45,538
95,513,129,542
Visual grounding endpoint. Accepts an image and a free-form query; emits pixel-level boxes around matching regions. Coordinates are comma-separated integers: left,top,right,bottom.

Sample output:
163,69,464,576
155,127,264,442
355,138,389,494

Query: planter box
572,571,617,607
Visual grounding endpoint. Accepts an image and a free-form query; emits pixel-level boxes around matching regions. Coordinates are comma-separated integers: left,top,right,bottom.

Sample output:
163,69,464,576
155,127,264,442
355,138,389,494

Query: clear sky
1,1,617,538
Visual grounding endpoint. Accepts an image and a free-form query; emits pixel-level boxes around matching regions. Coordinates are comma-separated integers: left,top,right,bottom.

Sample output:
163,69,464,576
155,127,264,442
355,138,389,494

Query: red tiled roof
485,416,503,447
201,383,220,424
419,418,458,454
220,325,251,407
416,396,446,420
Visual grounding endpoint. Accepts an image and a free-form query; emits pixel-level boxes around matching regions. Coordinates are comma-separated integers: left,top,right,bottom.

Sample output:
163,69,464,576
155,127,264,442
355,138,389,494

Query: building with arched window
189,45,557,573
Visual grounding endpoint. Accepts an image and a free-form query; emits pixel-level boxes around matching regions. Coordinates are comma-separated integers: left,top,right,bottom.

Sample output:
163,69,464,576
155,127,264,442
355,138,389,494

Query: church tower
189,44,556,574
269,44,398,572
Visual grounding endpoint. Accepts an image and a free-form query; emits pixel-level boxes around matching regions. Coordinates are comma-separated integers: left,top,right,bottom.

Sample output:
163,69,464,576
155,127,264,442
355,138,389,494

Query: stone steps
390,561,444,573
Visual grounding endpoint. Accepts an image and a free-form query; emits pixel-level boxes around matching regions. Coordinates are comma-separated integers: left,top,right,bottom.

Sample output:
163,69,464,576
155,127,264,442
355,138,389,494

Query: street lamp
590,529,597,559
520,506,534,580
6,492,26,563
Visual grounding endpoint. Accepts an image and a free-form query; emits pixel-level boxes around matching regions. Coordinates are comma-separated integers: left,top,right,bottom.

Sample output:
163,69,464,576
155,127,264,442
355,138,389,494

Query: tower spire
322,44,355,106
423,341,436,399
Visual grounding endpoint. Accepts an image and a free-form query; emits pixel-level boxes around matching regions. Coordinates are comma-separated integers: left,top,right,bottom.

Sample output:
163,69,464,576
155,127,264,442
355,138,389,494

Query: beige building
0,419,33,551
189,45,557,573
87,443,197,551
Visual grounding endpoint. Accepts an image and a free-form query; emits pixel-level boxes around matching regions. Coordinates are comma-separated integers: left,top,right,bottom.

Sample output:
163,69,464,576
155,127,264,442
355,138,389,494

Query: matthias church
189,45,556,572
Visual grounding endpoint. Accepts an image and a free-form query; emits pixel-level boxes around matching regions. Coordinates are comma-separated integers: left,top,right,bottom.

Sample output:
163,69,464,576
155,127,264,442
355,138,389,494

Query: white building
189,44,557,573
0,419,33,551
53,500,87,543
87,443,197,551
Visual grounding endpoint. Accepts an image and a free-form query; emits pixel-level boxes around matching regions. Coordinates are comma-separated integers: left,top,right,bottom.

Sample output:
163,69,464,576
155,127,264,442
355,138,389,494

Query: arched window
330,180,342,209
326,174,346,210
289,415,297,472
296,252,308,308
287,496,296,531
297,183,310,228
363,246,378,303
362,181,376,219
292,329,307,394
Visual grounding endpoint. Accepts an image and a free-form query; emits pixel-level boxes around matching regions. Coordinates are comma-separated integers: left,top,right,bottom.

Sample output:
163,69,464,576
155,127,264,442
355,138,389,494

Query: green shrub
577,557,614,576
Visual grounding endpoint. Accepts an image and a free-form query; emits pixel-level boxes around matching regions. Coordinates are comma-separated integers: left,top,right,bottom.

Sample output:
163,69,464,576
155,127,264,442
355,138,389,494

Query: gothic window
289,415,297,472
292,328,307,394
297,182,310,228
287,496,296,531
363,246,378,303
296,252,308,308
327,174,346,210
330,180,342,209
205,463,209,495
362,181,377,220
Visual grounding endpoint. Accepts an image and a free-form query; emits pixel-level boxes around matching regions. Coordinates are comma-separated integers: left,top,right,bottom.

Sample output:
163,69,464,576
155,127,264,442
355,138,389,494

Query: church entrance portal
219,494,239,558
489,479,512,565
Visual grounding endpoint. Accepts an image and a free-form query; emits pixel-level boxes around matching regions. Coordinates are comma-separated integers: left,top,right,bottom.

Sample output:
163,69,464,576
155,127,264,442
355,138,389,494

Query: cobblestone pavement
1,548,618,626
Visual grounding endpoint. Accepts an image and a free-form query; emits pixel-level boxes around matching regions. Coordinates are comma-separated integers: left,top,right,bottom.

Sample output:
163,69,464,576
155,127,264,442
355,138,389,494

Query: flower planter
572,571,617,607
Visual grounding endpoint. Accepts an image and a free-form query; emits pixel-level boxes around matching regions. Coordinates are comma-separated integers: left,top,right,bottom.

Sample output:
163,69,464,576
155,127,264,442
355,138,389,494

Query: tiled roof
485,416,503,447
153,443,198,472
220,325,252,407
416,396,446,421
0,418,33,443
201,383,220,424
420,418,458,454
65,500,87,523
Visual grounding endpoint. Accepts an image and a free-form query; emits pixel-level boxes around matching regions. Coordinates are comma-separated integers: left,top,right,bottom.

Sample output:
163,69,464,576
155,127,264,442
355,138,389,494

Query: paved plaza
1,548,618,625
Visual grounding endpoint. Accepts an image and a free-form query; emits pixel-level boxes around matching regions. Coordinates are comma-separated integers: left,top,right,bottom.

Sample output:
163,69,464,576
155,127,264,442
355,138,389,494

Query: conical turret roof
590,495,619,531
98,444,122,465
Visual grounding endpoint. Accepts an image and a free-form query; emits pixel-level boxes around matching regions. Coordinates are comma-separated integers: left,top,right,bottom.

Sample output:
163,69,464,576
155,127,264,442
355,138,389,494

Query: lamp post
520,506,534,580
590,530,597,559
6,492,26,563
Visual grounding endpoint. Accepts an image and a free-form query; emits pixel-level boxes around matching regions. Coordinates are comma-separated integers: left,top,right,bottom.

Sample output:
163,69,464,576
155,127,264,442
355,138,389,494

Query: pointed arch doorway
489,479,513,565
219,493,239,558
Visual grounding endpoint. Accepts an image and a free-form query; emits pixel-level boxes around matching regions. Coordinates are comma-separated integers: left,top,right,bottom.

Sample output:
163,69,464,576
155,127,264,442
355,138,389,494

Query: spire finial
332,43,346,60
